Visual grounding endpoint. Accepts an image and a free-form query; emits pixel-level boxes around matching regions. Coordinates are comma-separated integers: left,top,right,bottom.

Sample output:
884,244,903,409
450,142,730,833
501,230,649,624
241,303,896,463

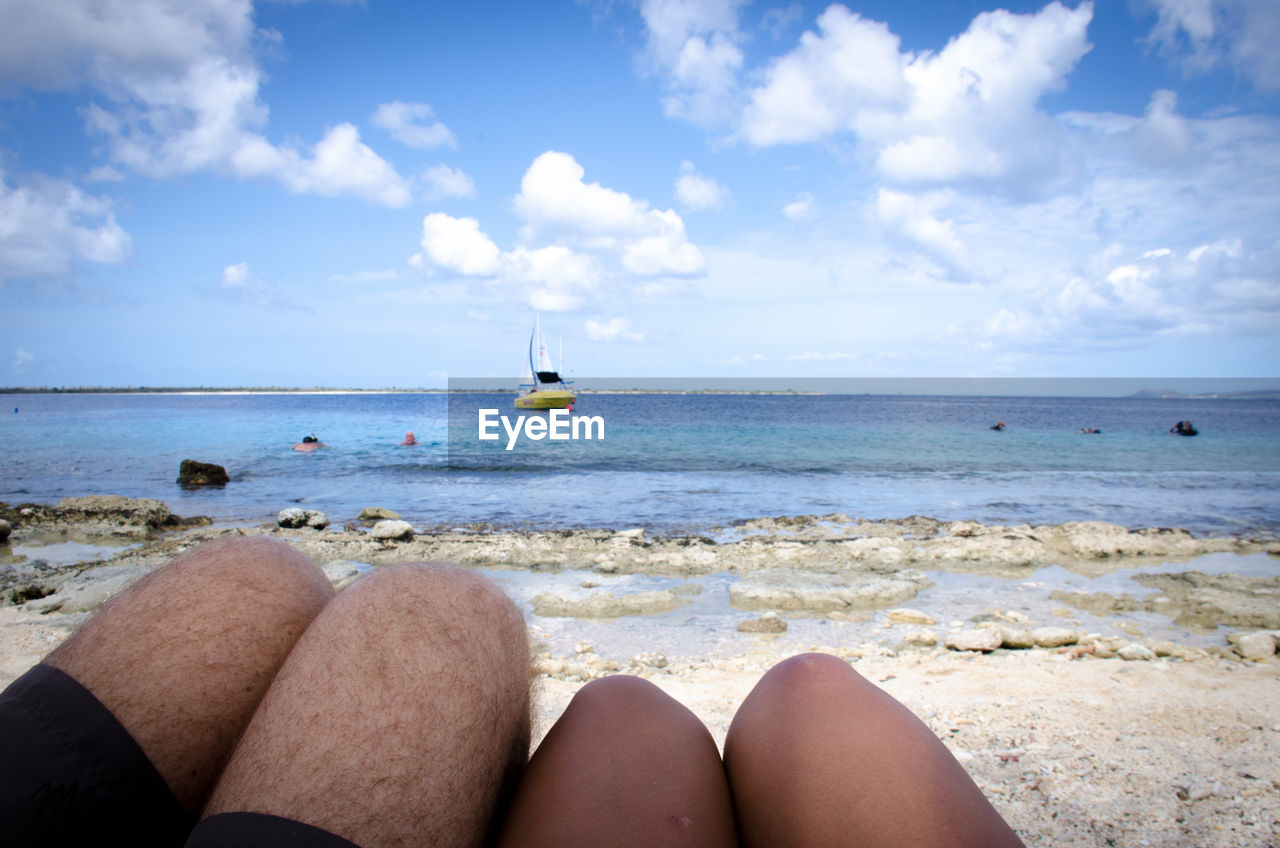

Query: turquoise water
2,392,1277,533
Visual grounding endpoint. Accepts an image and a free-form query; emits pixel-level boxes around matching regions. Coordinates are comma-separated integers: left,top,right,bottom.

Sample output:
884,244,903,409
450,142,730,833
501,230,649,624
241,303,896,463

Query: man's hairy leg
44,535,335,812
724,653,1025,848
201,564,531,848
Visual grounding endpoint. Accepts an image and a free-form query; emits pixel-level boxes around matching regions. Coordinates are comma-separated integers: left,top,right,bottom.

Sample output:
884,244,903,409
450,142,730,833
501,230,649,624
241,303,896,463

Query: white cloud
874,189,969,271
1141,0,1280,90
675,161,728,210
419,213,501,276
416,213,601,312
222,261,250,287
421,164,476,200
416,152,710,310
0,171,131,282
14,348,34,371
782,191,814,220
372,101,458,149
639,0,747,126
585,317,645,342
1,0,412,206
514,151,706,276
503,245,600,312
740,7,906,146
983,239,1280,349
738,2,1093,188
1137,89,1192,163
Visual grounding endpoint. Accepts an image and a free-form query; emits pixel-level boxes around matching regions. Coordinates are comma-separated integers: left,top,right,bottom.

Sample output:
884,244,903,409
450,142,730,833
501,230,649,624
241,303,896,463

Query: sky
2,0,1279,388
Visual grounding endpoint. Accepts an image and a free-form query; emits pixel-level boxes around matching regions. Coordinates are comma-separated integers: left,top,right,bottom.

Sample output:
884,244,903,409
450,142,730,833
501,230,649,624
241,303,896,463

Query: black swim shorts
0,663,363,848
0,663,194,846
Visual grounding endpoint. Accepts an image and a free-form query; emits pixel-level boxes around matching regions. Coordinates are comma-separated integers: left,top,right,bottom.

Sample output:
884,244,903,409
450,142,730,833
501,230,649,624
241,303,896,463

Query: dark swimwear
1,664,360,848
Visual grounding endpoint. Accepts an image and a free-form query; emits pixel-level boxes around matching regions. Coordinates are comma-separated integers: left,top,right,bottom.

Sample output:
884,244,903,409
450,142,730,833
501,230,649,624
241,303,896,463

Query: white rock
888,608,937,625
277,508,307,528
905,628,938,647
630,652,668,669
370,519,414,541
999,627,1037,649
304,510,329,530
945,628,1003,652
1032,627,1079,648
1118,643,1156,661
1236,631,1277,660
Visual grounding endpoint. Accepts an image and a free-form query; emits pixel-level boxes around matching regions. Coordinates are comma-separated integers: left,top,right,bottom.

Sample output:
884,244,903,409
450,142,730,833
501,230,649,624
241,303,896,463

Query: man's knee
121,535,334,617
337,563,525,638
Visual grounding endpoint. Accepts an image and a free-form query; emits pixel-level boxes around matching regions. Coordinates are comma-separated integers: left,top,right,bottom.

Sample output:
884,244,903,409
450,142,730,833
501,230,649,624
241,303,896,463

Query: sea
2,391,1278,536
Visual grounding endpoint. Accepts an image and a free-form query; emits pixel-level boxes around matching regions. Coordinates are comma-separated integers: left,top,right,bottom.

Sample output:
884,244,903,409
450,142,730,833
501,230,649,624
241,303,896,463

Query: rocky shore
2,496,1279,845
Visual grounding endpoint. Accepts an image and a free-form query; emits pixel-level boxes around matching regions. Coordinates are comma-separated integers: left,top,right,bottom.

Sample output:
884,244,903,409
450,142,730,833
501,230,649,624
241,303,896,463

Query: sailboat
515,314,576,409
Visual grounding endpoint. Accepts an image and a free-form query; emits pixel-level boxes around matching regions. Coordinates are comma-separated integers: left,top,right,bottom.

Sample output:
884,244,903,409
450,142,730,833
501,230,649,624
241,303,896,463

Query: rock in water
277,508,329,529
738,612,789,633
177,459,229,487
358,507,402,521
0,519,10,542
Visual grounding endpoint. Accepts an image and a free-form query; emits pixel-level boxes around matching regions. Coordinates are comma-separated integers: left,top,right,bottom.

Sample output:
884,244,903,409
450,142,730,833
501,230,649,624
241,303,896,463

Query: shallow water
478,552,1279,662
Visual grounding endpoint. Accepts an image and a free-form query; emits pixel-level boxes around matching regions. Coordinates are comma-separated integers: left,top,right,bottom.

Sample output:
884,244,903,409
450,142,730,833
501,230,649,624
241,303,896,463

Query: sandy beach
3,496,1279,846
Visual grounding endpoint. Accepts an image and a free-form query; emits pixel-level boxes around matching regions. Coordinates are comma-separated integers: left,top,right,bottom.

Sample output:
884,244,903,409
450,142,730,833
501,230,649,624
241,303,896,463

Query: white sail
533,313,555,375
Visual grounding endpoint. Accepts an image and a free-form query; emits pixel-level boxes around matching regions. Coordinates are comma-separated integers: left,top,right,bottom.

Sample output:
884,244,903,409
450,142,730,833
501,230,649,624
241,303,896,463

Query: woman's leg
497,675,737,848
724,653,1024,848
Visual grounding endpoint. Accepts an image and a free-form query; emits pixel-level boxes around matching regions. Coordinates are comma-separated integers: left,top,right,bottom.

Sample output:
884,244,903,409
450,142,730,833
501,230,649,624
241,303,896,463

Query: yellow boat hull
514,390,576,409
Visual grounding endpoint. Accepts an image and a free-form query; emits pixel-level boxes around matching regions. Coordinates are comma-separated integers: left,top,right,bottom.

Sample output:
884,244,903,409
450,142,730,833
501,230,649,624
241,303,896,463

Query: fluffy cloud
675,161,728,211
514,151,706,275
417,214,600,311
0,171,131,282
421,164,476,200
638,0,746,126
371,101,458,149
1141,0,1280,90
13,348,34,372
416,152,707,310
419,213,501,276
740,2,1093,187
222,261,250,287
782,192,814,220
504,246,599,312
1,0,412,206
984,240,1280,349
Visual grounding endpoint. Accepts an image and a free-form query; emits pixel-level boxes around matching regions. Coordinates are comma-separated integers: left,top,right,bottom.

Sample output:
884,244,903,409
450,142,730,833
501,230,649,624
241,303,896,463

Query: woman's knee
559,675,711,745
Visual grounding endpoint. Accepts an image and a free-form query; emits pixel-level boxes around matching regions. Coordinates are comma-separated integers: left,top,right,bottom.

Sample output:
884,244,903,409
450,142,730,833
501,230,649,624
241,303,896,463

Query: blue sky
3,0,1278,388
